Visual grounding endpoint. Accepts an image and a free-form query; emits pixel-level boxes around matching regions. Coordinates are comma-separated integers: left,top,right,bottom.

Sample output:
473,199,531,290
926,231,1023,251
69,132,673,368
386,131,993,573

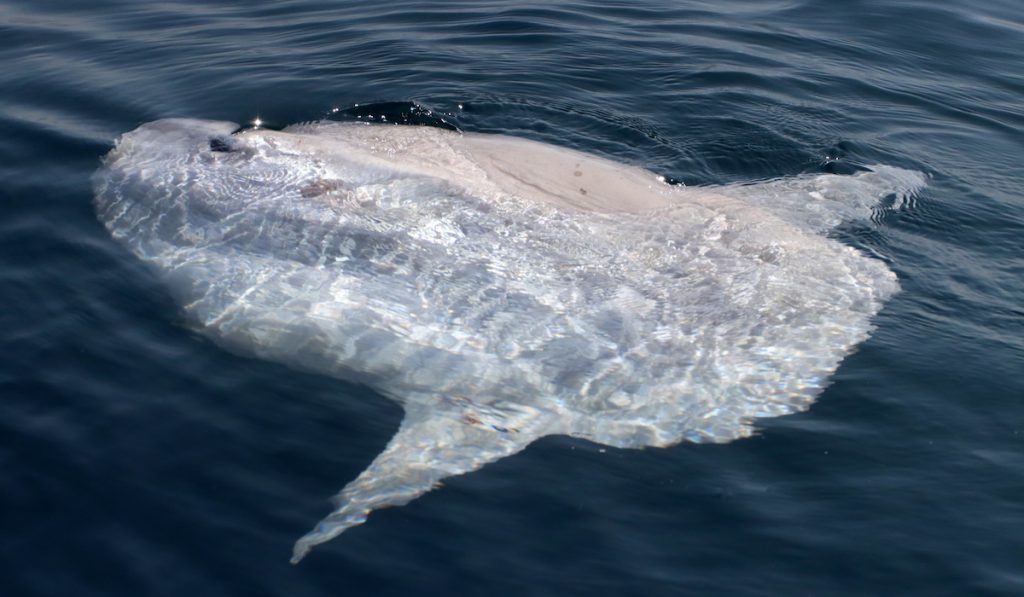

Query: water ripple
2,0,1024,594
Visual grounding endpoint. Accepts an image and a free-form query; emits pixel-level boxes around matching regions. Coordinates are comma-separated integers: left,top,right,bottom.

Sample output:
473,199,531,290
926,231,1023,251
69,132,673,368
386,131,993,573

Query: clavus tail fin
723,164,927,232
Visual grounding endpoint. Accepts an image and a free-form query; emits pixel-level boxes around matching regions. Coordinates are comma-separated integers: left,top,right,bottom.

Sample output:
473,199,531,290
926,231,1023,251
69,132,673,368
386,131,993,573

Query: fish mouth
102,118,242,165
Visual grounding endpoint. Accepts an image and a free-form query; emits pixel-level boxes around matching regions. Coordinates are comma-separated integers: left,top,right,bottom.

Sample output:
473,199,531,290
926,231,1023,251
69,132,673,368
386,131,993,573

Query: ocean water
2,0,1022,595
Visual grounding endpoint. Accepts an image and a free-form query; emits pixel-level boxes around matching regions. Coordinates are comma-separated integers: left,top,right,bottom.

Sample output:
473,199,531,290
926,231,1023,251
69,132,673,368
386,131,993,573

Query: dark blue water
2,1,1022,594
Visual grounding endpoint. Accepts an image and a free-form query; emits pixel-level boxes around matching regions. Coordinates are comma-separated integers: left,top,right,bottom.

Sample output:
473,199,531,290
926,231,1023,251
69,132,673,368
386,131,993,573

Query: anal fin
291,400,554,563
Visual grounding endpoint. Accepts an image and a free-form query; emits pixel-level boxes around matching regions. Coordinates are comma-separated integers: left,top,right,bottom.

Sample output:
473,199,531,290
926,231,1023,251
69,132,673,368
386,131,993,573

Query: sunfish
93,118,925,562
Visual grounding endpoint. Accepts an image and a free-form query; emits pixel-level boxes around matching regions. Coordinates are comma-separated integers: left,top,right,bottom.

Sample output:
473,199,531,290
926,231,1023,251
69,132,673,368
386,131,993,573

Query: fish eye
209,136,235,153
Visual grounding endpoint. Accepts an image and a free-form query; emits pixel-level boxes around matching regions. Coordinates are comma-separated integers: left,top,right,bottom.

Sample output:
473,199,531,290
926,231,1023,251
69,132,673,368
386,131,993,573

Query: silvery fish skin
93,119,925,562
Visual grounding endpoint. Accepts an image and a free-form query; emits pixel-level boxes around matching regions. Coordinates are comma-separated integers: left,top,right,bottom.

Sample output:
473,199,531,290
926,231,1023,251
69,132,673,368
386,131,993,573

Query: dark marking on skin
579,188,588,195
301,179,346,198
573,170,582,177
462,414,517,434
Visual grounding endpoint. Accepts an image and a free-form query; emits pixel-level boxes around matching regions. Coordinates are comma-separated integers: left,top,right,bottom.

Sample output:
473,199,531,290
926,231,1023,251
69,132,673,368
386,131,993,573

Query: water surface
1,1,1022,595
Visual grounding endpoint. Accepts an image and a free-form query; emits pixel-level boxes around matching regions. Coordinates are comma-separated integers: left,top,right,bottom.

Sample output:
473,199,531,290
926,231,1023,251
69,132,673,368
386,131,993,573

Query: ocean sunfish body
94,119,924,562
